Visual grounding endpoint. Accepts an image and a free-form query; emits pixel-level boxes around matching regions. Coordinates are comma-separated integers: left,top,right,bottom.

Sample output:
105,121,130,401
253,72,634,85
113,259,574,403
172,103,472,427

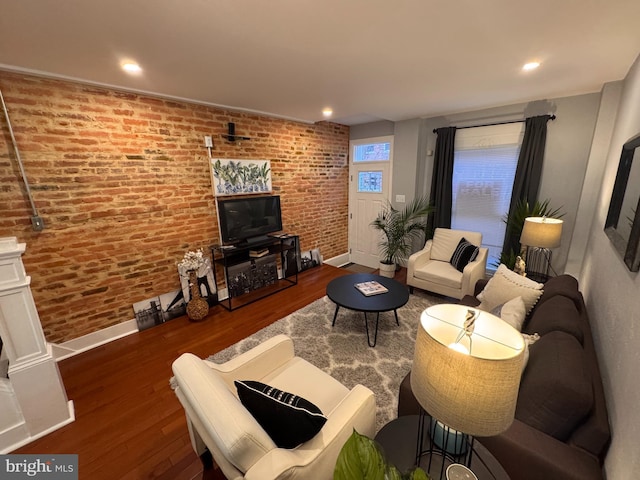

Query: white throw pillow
477,264,543,313
490,296,526,331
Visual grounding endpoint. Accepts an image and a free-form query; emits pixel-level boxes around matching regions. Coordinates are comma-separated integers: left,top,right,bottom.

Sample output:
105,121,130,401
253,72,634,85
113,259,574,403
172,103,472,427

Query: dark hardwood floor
16,264,407,479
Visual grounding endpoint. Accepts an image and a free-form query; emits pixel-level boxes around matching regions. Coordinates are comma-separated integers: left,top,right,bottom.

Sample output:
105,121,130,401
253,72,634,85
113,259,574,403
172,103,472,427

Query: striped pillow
235,380,327,449
449,237,479,272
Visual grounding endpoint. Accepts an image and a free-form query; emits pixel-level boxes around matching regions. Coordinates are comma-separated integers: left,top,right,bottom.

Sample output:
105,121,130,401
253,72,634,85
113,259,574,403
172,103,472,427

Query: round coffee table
375,415,510,480
326,273,409,347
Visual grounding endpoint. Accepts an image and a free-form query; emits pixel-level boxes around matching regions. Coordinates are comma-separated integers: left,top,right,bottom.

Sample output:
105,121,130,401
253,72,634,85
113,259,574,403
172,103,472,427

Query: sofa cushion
235,380,327,449
477,264,543,313
533,274,582,313
516,331,593,441
449,237,479,272
524,295,584,345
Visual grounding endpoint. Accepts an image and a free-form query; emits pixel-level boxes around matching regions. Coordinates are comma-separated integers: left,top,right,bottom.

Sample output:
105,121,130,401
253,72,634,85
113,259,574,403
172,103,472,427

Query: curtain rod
432,114,556,133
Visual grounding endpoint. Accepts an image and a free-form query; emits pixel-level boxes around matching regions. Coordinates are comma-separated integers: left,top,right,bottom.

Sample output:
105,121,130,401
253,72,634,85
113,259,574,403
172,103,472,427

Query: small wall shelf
221,122,250,142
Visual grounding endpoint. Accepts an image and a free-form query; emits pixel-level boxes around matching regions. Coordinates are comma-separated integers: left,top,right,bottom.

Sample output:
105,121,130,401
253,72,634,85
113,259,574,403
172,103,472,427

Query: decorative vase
186,270,209,322
378,261,396,278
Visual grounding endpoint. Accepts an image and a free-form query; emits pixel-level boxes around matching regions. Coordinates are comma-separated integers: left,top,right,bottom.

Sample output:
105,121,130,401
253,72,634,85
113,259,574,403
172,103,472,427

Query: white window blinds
451,123,524,268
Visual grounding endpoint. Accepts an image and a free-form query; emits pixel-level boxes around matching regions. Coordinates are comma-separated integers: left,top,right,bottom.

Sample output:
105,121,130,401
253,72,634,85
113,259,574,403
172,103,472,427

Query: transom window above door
353,141,391,162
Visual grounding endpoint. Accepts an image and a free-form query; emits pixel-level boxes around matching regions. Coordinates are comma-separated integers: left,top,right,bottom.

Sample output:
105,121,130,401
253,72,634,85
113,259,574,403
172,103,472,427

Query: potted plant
371,196,434,278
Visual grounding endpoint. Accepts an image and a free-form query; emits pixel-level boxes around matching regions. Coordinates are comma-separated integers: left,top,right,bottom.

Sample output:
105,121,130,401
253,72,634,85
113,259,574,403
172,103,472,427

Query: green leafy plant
496,198,564,270
370,196,434,266
334,430,429,480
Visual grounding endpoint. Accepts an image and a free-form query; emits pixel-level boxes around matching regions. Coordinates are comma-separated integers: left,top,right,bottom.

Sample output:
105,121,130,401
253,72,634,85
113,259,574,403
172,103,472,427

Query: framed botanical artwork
210,158,272,196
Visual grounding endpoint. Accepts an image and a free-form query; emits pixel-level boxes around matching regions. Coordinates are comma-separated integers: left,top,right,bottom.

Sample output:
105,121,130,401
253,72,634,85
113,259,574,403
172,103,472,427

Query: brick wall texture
0,71,349,343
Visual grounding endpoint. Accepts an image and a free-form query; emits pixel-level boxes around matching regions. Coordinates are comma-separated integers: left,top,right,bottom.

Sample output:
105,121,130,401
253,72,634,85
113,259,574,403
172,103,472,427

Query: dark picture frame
605,132,640,272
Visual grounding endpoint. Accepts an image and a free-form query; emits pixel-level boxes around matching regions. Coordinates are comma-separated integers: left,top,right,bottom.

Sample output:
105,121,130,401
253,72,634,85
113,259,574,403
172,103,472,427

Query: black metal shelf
211,235,299,311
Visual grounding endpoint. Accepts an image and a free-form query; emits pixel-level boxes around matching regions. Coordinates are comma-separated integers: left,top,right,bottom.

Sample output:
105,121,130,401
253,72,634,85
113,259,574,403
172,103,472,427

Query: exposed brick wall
0,71,349,343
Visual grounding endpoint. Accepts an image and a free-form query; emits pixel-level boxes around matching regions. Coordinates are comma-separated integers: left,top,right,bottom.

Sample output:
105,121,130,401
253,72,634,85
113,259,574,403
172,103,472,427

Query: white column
0,237,74,453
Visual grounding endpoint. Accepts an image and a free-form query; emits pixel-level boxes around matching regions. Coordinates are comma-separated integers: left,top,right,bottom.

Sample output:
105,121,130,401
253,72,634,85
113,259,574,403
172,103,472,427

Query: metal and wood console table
211,235,298,311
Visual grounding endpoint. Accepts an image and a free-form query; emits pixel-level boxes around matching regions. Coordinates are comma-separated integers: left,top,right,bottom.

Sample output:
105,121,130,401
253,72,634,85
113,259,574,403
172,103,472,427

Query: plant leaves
334,430,430,480
370,196,434,264
334,430,387,480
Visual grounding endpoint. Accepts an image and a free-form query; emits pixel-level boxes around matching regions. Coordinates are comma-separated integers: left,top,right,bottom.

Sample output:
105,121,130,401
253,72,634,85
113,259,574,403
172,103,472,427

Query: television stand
211,235,299,311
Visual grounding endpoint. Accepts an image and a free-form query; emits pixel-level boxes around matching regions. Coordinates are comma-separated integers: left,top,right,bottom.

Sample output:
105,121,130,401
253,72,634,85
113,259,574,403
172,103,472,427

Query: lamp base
416,409,474,480
525,246,552,282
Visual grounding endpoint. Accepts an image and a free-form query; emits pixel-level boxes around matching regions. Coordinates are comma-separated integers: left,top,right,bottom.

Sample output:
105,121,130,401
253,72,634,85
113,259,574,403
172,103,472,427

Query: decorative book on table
249,248,270,258
354,281,389,296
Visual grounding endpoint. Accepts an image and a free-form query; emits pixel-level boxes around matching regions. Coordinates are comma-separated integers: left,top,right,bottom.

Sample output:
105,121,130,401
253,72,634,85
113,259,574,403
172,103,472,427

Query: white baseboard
52,320,138,361
1,401,75,454
324,252,349,267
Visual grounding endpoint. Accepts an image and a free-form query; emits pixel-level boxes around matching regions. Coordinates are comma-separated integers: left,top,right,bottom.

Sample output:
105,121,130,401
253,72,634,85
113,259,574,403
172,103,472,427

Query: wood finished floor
16,264,407,480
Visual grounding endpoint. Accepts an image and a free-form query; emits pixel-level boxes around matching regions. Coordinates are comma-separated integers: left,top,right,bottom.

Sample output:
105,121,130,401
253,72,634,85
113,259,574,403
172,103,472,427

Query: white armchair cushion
430,228,483,262
414,261,463,289
262,356,349,414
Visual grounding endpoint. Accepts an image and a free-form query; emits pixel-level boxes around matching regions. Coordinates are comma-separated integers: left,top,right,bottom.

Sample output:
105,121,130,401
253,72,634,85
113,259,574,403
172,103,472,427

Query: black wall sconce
221,122,250,143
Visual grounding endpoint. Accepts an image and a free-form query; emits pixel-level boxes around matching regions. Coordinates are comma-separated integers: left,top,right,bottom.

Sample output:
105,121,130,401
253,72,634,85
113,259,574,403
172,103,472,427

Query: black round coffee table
326,273,409,347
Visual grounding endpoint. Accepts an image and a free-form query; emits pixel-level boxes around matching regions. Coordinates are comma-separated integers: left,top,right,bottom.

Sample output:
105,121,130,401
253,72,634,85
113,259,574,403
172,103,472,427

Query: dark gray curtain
427,126,456,235
503,114,553,256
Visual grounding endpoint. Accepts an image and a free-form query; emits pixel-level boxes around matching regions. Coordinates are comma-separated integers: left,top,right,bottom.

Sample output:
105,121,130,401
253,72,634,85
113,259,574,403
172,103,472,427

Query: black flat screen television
217,195,283,245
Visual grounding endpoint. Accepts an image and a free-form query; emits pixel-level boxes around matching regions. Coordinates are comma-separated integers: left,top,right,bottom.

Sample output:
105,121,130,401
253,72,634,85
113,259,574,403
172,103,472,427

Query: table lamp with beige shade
519,216,563,282
410,304,525,480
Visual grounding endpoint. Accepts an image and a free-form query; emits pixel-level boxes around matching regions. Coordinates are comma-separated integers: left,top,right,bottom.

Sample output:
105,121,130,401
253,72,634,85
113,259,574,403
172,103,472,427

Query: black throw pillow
235,380,327,449
449,237,479,272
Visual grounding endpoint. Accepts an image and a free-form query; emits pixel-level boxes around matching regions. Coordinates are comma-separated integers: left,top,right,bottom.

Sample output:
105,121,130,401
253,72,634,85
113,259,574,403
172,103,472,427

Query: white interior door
348,136,393,268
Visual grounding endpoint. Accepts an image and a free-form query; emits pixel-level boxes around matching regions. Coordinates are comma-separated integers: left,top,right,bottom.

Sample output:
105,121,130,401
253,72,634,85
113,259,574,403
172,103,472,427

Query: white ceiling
1,0,639,126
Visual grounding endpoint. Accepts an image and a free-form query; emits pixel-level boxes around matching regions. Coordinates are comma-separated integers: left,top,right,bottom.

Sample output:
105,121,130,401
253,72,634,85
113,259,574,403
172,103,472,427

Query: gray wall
350,120,394,140
391,118,422,206
580,53,640,480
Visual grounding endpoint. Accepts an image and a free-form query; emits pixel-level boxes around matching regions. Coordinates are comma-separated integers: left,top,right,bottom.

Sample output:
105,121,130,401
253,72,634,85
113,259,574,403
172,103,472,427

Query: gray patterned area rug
209,290,444,432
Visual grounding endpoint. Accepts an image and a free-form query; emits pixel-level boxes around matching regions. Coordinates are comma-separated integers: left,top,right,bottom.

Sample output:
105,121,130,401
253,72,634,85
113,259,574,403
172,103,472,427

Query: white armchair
171,334,376,480
407,228,487,299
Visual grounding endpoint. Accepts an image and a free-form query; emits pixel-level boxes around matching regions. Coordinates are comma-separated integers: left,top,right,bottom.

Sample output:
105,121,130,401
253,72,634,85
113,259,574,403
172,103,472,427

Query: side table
374,415,510,480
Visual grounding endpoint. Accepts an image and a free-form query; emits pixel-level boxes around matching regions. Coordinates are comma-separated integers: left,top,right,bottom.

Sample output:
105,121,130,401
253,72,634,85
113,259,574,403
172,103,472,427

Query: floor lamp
411,304,525,480
520,216,563,282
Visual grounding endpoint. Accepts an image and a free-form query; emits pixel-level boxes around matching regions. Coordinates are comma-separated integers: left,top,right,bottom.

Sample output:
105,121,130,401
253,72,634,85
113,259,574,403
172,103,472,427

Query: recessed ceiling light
322,108,333,117
121,62,142,74
522,62,541,71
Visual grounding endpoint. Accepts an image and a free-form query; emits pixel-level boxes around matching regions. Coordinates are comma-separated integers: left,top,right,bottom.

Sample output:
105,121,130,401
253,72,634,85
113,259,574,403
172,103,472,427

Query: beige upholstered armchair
171,334,376,480
407,228,487,299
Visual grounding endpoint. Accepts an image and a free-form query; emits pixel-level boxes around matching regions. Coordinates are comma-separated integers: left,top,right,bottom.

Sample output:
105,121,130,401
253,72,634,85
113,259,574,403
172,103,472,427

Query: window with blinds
451,123,524,268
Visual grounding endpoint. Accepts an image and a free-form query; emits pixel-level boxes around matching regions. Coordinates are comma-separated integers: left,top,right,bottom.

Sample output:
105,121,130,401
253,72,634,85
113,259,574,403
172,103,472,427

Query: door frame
348,135,394,267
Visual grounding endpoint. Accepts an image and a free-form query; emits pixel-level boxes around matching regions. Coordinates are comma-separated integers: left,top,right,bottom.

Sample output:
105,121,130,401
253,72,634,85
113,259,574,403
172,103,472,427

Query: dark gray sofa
398,274,611,480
